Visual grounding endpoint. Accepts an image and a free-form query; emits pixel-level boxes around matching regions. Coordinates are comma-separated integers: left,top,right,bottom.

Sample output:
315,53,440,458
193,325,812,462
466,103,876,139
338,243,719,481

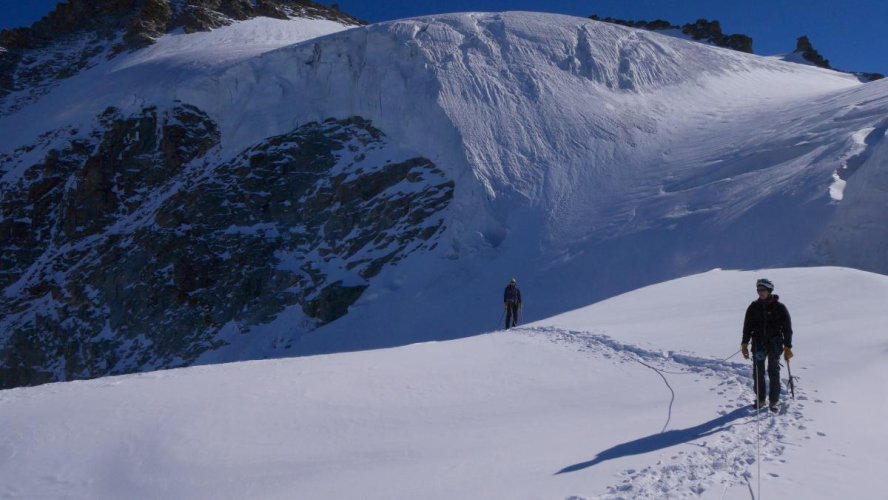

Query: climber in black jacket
741,278,794,411
503,278,522,329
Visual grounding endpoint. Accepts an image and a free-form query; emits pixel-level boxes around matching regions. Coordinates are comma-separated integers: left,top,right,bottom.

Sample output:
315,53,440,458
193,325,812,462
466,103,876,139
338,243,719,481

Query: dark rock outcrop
851,72,884,82
681,19,753,54
589,15,753,53
588,15,675,32
794,35,830,69
791,35,883,82
0,107,453,389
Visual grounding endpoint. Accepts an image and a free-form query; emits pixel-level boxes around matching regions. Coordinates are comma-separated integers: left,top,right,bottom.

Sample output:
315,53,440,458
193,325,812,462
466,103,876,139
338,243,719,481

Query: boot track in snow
512,326,813,499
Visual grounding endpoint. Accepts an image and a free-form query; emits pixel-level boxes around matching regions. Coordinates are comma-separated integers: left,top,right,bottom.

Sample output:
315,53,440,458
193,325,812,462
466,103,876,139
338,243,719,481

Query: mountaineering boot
753,399,767,410
769,400,780,413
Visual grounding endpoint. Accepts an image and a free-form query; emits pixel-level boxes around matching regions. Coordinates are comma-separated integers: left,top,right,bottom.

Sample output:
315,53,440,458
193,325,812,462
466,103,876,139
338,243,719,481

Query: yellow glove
741,343,749,360
784,347,794,361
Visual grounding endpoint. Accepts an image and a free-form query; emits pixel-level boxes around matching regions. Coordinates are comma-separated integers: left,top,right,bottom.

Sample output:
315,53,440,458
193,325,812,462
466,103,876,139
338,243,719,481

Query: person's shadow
556,406,752,475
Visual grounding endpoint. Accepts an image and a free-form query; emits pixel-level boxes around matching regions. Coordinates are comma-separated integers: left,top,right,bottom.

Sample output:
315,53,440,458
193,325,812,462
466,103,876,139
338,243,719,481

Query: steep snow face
2,267,886,499
202,13,864,222
810,88,888,272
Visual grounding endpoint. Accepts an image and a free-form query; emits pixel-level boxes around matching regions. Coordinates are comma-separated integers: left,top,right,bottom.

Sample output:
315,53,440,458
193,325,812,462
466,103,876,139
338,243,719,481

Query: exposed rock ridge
794,35,883,82
589,16,753,53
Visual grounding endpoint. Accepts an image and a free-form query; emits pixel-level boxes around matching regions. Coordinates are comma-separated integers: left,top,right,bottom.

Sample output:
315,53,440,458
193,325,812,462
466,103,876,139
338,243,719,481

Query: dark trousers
753,347,782,403
505,303,520,328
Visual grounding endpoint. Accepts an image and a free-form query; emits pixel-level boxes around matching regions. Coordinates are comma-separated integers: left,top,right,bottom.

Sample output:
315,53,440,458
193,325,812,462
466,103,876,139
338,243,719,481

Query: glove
741,343,749,360
784,347,793,361
504,303,508,310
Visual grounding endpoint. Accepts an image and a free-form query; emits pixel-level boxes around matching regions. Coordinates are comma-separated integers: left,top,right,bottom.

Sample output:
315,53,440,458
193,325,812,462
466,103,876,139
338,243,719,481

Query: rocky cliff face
0,105,453,388
0,0,364,115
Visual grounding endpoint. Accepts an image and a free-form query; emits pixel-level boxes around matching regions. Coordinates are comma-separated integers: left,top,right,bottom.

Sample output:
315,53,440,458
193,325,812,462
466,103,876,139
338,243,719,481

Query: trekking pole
786,359,796,400
496,309,505,330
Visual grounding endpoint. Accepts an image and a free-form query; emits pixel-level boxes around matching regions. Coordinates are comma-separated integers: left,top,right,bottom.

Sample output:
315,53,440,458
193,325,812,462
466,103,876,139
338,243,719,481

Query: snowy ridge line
513,325,810,498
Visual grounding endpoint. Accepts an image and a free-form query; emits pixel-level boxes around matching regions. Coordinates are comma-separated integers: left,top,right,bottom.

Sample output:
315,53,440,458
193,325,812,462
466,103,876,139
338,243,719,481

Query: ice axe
786,359,796,400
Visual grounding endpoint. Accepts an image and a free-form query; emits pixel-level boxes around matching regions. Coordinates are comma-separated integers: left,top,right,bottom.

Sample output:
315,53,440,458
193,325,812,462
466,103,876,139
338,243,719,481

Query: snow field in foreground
1,267,886,499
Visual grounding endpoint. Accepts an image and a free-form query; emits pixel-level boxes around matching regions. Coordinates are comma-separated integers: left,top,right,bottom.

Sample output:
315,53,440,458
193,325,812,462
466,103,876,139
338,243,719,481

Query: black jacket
742,295,793,349
504,284,522,304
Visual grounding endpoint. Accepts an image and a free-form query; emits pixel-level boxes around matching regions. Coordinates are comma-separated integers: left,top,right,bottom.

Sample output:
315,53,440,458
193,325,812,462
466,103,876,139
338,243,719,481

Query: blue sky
1,0,885,75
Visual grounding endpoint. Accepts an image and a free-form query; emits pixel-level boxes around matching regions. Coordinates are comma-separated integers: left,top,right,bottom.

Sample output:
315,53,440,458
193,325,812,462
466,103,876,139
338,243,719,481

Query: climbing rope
753,359,762,500
632,356,675,433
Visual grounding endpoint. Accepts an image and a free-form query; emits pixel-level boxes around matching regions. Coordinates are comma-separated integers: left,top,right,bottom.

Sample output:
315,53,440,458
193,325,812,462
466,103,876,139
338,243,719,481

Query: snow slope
117,16,355,69
3,11,888,370
1,267,885,499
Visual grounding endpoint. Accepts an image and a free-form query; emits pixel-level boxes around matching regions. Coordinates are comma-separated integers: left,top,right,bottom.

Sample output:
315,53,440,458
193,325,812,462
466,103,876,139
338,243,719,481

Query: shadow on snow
556,406,752,475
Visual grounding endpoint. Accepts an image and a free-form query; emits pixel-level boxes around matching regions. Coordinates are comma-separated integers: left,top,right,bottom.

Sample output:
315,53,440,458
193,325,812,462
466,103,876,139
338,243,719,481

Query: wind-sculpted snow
808,86,888,271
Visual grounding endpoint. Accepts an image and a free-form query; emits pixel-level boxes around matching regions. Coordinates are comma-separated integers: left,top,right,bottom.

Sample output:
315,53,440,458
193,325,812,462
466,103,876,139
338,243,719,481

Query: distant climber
503,278,523,329
741,278,794,412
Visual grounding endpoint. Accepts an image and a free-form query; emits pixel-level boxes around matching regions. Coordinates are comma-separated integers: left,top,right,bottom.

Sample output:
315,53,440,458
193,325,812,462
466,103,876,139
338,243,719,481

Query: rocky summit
792,35,883,82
